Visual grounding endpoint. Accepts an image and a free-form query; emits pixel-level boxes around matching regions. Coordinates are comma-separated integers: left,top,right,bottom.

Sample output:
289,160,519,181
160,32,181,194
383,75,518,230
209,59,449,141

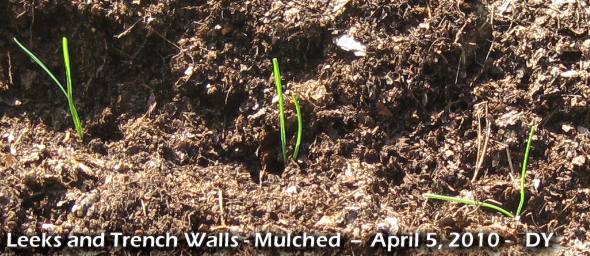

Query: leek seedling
273,58,288,163
516,125,536,216
14,37,83,140
422,193,514,217
272,58,303,164
423,126,537,219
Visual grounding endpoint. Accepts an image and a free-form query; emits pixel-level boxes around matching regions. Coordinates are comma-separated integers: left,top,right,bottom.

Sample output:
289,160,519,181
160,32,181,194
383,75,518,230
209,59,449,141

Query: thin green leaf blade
68,98,83,140
291,95,302,160
423,193,515,218
516,126,537,217
13,38,68,97
14,37,83,141
273,58,287,164
61,37,83,140
62,37,73,98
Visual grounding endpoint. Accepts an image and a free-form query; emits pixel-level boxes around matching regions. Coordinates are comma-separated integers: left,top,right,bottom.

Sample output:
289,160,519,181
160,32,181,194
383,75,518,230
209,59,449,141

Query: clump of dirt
1,0,589,254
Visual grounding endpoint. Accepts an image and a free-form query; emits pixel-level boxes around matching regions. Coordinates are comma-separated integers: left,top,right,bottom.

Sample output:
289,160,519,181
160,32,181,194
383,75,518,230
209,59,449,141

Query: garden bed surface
0,0,589,254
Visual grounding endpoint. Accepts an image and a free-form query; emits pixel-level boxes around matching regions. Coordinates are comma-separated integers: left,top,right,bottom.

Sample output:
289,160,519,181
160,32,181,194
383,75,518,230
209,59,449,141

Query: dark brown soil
1,0,589,255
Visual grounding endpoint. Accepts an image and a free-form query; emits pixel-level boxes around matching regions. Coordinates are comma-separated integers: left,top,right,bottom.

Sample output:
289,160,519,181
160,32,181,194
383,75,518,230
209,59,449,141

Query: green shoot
516,125,537,217
292,95,302,160
273,58,287,163
272,58,304,164
423,126,536,219
14,37,83,140
422,193,514,218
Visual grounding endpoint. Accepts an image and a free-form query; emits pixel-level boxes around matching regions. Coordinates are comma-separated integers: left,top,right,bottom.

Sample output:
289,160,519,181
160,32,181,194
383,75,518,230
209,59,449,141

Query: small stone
334,35,367,57
184,66,194,76
573,155,586,166
40,223,55,231
496,110,522,127
285,185,298,195
560,70,579,78
562,124,574,133
377,216,400,234
315,215,336,227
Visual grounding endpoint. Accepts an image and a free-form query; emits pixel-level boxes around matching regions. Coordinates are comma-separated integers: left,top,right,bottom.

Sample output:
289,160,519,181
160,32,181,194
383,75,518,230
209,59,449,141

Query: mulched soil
1,0,589,254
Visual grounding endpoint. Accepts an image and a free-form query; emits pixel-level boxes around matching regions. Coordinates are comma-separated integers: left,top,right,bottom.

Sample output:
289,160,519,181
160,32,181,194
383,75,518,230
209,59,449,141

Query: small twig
114,19,141,39
222,84,234,140
473,103,490,181
489,3,495,29
454,51,462,84
148,27,182,51
141,199,147,216
218,189,226,226
506,146,515,180
7,51,14,86
469,38,495,87
475,109,482,173
12,126,29,153
28,3,34,46
480,110,491,168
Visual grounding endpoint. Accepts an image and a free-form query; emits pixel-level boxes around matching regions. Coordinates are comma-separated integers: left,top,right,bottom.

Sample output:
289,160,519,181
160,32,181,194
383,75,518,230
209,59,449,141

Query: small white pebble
334,35,367,57
71,204,79,213
40,223,55,231
285,185,298,195
105,175,113,184
560,70,579,78
573,155,586,166
377,216,400,234
184,66,194,76
315,216,335,226
562,124,574,133
533,178,541,190
345,164,354,176
250,108,266,119
5,133,15,143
